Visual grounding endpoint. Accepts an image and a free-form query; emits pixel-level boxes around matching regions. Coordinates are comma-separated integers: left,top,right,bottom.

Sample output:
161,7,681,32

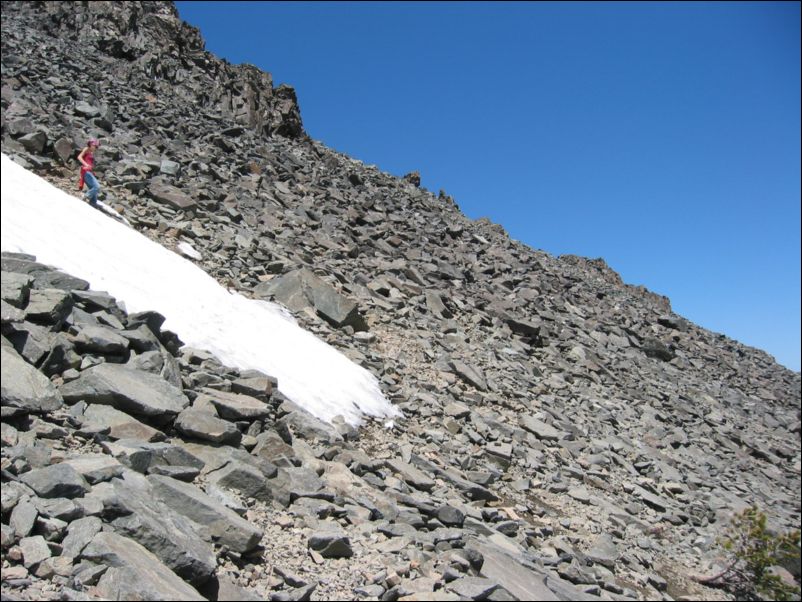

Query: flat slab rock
81,531,205,601
198,388,271,420
81,403,166,442
60,363,189,418
19,463,90,499
147,474,263,554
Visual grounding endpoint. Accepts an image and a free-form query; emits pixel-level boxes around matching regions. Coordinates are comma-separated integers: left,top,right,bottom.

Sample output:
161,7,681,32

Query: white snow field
1,153,400,426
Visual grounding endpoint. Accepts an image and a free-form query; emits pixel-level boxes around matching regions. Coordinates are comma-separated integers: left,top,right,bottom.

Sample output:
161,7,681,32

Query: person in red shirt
77,138,101,206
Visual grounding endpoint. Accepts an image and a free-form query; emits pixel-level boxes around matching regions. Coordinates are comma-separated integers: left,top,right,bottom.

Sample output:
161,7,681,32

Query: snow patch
1,153,400,426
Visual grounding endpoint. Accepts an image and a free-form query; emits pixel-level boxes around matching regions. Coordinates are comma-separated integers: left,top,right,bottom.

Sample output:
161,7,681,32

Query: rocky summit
1,2,799,601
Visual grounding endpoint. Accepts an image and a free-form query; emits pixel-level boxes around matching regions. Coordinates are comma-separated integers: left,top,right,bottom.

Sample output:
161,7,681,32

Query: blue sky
174,1,801,371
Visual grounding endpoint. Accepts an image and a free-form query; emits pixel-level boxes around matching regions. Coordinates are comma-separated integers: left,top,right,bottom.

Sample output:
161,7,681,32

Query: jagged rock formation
2,2,800,601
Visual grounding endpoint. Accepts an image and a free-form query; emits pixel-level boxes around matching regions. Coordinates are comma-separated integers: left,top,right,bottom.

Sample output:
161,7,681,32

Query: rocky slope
2,2,799,601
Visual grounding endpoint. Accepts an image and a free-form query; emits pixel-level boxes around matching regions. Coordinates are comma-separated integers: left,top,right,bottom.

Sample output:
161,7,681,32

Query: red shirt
78,151,95,190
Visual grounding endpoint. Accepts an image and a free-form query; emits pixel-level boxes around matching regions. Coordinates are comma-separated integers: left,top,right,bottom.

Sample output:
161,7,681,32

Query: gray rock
35,518,70,547
277,404,342,443
585,534,620,569
34,497,82,522
32,270,89,292
231,375,274,401
494,521,519,537
60,363,189,418
108,474,217,586
1,481,34,513
19,463,90,498
60,516,103,558
641,337,675,361
101,439,205,474
24,288,73,324
1,524,16,550
504,316,542,339
1,271,33,307
252,430,299,467
217,575,264,601
444,401,471,419
631,484,672,513
147,465,201,481
658,315,687,331
446,576,499,600
449,360,488,391
81,531,206,601
255,268,367,331
82,403,166,442
267,466,328,507
53,137,74,164
207,460,276,502
485,441,513,470
557,561,596,586
100,439,158,473
308,530,353,558
436,505,466,528
74,101,100,117
354,584,386,598
1,345,64,413
10,497,38,538
61,454,125,484
149,180,197,210
568,487,592,504
648,572,668,591
174,407,242,445
386,459,436,492
148,474,263,553
519,416,564,441
20,535,51,568
159,159,181,176
425,291,452,318
5,320,56,366
35,555,73,579
40,332,82,375
1,298,25,323
73,325,131,354
270,583,318,601
1,421,20,446
471,539,592,601
198,388,271,421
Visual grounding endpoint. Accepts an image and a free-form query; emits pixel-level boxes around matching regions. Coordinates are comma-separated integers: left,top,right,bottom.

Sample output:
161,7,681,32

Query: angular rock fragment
81,532,206,601
1,345,64,413
60,363,189,418
148,474,263,553
19,464,90,499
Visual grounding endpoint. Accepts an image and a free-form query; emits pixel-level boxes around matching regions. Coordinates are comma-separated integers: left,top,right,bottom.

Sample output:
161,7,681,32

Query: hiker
77,138,101,206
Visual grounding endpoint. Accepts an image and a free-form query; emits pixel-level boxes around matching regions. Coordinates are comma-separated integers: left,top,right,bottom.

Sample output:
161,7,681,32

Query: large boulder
254,268,367,331
148,180,197,210
60,363,189,419
148,474,263,553
81,531,206,601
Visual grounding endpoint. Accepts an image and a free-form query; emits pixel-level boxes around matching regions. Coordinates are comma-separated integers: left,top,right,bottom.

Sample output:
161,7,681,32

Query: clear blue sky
174,1,801,372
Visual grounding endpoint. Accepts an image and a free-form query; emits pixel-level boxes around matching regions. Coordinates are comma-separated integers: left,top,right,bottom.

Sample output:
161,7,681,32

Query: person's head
87,138,100,149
